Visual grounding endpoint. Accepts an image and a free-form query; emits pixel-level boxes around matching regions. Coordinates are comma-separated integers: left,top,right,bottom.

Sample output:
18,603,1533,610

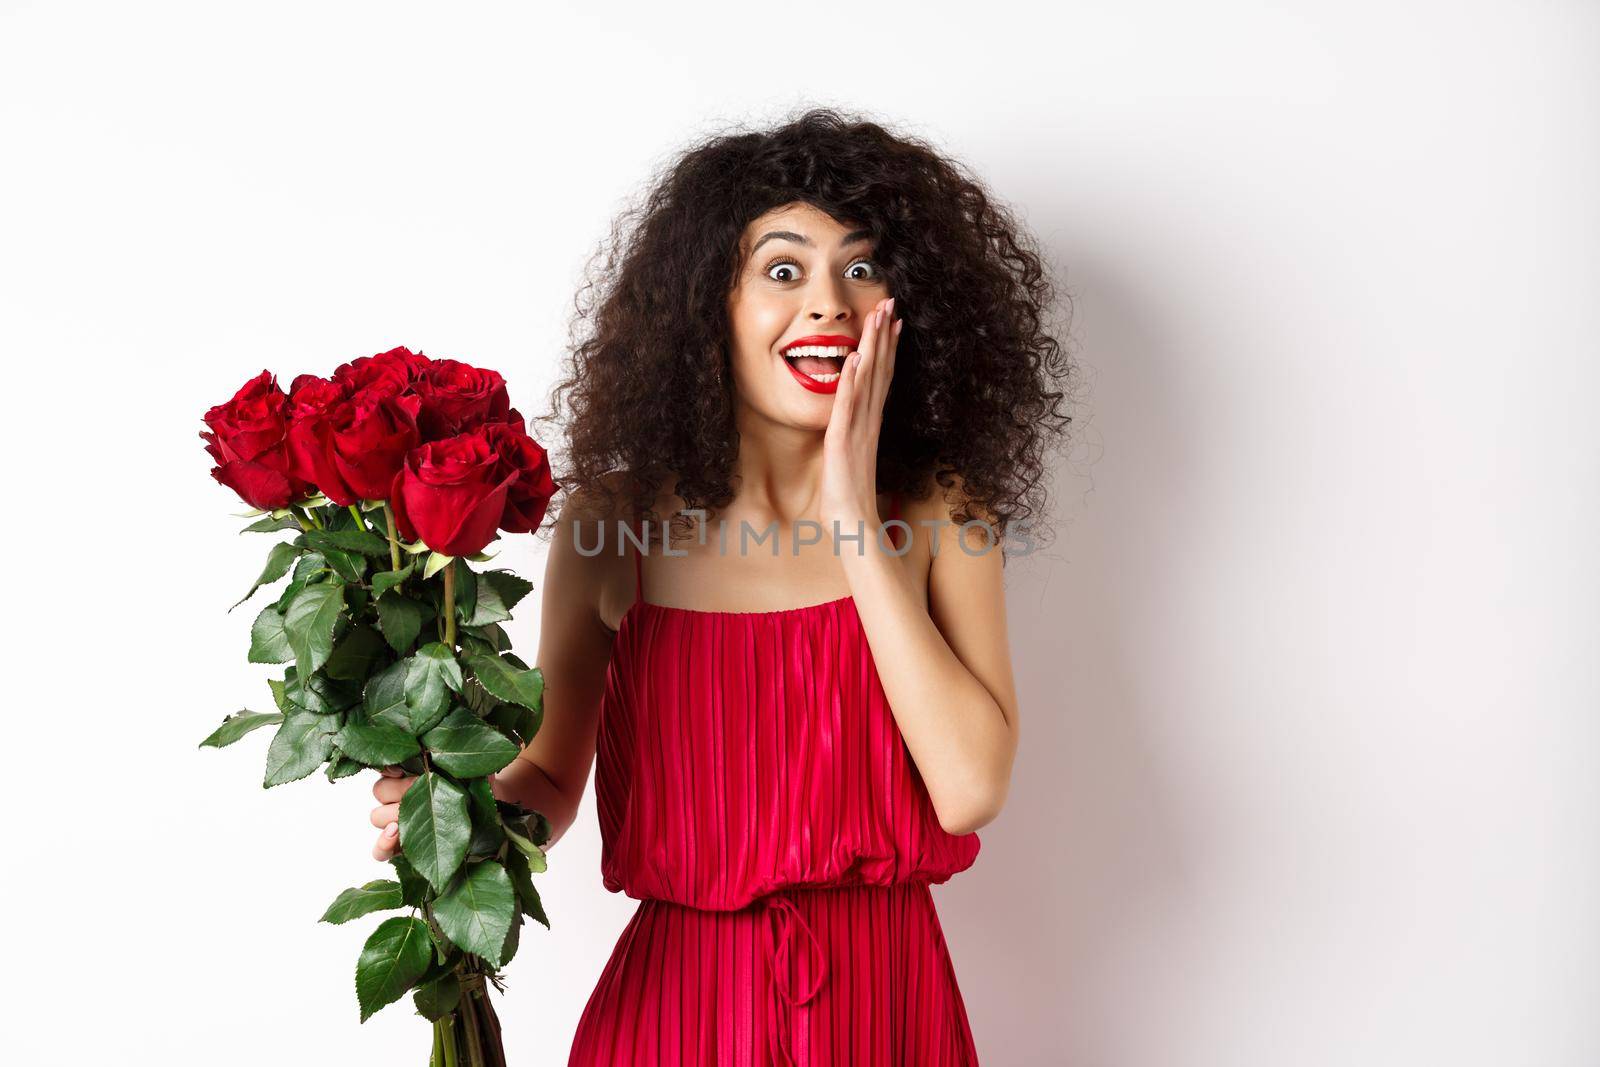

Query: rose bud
329,393,423,502
389,430,519,557
332,345,431,405
412,358,511,439
200,370,311,510
483,419,560,534
283,374,358,506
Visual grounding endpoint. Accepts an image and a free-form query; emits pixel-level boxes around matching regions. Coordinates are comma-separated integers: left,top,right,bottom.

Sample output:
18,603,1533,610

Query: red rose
389,430,518,557
200,370,311,510
483,419,560,534
332,346,431,405
412,359,510,439
329,393,423,501
283,375,358,506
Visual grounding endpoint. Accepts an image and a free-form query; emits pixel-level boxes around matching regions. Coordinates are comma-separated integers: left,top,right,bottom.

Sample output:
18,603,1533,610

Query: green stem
347,503,365,529
442,1012,459,1067
305,506,325,530
384,503,403,572
442,559,457,649
459,981,486,1067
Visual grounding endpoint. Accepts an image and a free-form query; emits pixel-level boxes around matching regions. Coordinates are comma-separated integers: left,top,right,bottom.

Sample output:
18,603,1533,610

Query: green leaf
283,581,346,680
320,879,404,924
364,649,459,736
453,565,479,624
487,703,537,746
462,621,510,652
409,642,463,715
231,541,303,611
412,971,461,1022
464,776,507,858
241,513,302,534
304,526,392,559
460,673,499,715
323,625,388,681
263,712,335,787
432,860,516,967
482,571,534,612
397,772,471,893
461,572,512,627
198,709,283,749
371,563,414,601
389,853,430,907
283,668,360,715
355,916,434,1023
503,838,550,928
322,545,368,583
363,659,411,724
423,551,455,579
422,708,520,779
465,654,544,718
326,756,364,781
427,912,456,964
274,552,326,611
503,824,548,874
498,911,523,967
334,715,422,767
376,596,424,654
247,605,293,665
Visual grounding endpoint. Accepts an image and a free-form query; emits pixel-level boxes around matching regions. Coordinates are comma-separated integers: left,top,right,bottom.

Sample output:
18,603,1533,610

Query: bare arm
494,501,617,849
845,478,1021,835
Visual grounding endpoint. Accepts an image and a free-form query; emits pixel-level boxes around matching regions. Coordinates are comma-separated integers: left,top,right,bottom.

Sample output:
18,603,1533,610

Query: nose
804,275,852,324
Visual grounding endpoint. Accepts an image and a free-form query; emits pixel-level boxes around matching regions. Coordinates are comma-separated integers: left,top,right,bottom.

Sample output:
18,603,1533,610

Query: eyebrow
750,228,873,255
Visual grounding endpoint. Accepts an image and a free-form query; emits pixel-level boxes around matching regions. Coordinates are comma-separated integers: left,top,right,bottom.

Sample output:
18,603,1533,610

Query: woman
369,107,1074,1065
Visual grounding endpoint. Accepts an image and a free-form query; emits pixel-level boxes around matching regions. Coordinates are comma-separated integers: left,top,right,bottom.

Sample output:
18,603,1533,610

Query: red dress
568,494,983,1066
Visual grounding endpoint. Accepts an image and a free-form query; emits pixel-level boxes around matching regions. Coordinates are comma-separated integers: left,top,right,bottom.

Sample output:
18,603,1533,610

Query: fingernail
385,823,399,837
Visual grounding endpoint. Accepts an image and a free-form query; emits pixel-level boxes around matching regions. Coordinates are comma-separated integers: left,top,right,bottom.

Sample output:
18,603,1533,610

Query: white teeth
782,345,853,358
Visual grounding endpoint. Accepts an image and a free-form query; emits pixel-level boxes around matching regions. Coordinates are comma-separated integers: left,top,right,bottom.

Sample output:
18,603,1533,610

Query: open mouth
781,344,851,385
779,334,858,394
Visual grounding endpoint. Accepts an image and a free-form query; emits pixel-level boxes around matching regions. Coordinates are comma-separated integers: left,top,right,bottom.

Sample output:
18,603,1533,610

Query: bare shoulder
905,468,1001,549
543,471,638,633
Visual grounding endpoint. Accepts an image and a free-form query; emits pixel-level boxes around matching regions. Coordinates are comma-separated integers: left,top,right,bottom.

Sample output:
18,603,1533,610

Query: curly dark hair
534,106,1079,555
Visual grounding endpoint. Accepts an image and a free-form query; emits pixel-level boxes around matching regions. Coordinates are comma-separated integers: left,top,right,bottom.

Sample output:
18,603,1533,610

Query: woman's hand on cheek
820,296,901,544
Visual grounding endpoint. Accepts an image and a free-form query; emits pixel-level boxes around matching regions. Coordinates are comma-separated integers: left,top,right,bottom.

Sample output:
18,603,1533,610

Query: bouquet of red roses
197,346,558,1066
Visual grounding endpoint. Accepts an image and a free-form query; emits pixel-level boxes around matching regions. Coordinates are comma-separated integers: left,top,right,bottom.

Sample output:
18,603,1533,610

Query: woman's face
726,201,890,430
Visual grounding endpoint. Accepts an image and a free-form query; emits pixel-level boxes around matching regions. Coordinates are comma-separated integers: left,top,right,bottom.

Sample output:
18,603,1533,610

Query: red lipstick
780,334,859,353
779,334,858,395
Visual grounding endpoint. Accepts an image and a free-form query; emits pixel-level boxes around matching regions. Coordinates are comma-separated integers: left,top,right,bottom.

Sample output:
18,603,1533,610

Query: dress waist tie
759,890,830,1067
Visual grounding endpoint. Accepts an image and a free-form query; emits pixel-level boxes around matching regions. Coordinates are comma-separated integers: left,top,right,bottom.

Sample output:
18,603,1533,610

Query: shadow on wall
932,251,1203,1067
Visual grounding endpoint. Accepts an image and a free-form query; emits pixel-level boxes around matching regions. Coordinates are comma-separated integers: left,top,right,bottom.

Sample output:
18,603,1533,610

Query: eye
845,259,880,281
765,257,801,282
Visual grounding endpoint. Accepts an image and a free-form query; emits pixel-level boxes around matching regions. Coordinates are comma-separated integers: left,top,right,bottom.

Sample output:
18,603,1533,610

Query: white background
4,1,1596,1064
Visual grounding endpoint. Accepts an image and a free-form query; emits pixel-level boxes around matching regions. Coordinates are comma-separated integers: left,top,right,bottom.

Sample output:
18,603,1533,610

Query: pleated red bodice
592,494,982,912
572,493,985,1064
